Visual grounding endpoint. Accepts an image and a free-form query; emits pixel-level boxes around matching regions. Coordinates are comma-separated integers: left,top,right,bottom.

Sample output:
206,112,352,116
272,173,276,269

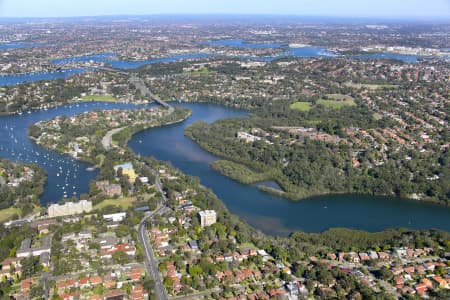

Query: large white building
103,212,127,222
198,210,217,228
48,200,92,218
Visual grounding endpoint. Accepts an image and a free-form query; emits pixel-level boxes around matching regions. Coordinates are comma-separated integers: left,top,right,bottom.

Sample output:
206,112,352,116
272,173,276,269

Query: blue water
1,41,449,235
202,39,337,59
353,53,421,63
0,53,213,86
50,53,117,64
0,101,449,235
286,46,338,58
0,39,429,87
0,42,47,50
51,52,213,69
202,39,286,49
0,68,85,86
129,103,450,235
0,101,151,204
203,39,419,61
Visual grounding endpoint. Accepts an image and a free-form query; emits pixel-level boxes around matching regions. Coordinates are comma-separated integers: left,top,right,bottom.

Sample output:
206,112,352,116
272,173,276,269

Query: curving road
104,72,175,299
102,126,126,150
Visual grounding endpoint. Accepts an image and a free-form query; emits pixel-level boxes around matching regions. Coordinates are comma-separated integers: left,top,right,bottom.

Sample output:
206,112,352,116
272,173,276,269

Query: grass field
0,207,20,223
210,160,272,184
239,242,257,250
373,113,383,121
94,197,135,210
186,67,216,76
345,83,398,90
290,101,313,112
96,154,106,167
80,95,118,102
317,94,356,109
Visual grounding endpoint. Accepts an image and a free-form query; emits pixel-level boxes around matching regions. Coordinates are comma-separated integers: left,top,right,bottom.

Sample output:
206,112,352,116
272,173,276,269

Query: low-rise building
237,131,261,143
48,200,92,217
103,212,126,222
114,162,137,183
16,236,52,258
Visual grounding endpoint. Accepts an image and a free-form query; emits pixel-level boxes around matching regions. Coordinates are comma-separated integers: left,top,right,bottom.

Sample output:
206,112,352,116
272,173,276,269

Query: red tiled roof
130,273,141,281
90,276,103,285
104,289,125,299
103,280,117,289
78,277,89,285
21,278,33,291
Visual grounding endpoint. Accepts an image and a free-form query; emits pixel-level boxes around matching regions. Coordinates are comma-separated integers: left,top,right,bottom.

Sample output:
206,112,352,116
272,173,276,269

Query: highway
102,67,174,112
138,172,170,300
130,75,174,113
138,211,169,300
100,68,174,299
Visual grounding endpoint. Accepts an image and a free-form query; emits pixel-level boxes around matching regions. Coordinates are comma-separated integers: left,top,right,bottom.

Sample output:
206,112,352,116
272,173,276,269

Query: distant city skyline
0,0,449,19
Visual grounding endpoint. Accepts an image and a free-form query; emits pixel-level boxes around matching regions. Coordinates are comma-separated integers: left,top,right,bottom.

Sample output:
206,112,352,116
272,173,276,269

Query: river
129,103,450,235
0,102,151,203
0,101,449,235
1,43,449,235
1,40,427,87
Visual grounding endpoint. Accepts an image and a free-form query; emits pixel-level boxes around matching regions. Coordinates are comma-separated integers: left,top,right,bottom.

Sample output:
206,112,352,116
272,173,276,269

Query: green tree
112,250,129,265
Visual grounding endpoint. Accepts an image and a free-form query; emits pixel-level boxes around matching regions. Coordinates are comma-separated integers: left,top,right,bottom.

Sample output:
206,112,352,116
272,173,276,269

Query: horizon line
0,13,449,22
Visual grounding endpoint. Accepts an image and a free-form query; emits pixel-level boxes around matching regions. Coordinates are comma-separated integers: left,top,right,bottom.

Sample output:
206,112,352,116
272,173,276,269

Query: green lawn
94,197,135,210
96,154,106,167
317,94,356,109
239,242,258,250
0,207,21,223
290,101,313,112
345,83,398,90
80,95,118,102
210,160,272,184
187,67,216,75
373,113,383,121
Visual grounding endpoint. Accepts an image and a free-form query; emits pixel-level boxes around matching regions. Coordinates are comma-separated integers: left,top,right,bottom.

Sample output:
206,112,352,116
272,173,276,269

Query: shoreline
185,126,449,208
3,100,448,235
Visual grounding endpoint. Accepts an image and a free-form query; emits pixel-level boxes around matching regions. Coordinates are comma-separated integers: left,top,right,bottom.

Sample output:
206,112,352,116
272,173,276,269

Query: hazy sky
0,0,449,19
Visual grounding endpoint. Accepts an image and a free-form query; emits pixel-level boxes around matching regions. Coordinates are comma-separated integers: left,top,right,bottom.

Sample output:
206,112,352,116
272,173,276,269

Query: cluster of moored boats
1,123,82,198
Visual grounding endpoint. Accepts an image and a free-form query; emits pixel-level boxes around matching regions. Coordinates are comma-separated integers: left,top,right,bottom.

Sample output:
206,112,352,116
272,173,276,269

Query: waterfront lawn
0,207,21,222
316,94,356,109
290,101,313,112
210,160,272,184
80,95,117,102
96,154,106,167
94,196,136,210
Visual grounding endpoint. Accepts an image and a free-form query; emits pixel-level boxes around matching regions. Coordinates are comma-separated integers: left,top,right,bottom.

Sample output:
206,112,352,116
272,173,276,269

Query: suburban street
326,259,401,299
138,212,169,300
138,172,170,300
